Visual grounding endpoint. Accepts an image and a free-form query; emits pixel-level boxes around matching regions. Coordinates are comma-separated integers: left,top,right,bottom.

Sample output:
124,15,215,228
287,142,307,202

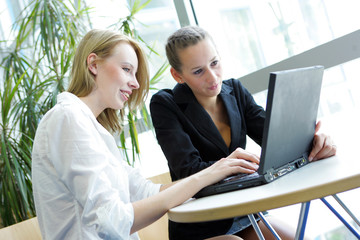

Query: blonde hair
165,25,214,72
68,29,149,133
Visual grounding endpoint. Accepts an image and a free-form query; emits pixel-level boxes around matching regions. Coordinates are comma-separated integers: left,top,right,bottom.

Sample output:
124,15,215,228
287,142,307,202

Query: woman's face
90,42,139,113
173,38,223,101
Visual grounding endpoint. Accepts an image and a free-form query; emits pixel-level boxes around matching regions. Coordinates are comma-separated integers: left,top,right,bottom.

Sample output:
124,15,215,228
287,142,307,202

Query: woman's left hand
308,121,337,161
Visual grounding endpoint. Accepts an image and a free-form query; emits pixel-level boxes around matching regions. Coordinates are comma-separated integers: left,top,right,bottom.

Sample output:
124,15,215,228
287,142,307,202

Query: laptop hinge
264,154,309,182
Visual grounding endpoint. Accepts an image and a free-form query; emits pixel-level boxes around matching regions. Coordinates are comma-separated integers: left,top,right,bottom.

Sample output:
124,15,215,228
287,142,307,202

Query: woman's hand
308,121,337,161
197,149,259,186
226,147,260,173
227,147,260,165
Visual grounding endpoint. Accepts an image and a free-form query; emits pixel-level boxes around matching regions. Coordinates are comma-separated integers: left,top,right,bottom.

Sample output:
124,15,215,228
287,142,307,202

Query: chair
0,217,42,240
138,171,172,240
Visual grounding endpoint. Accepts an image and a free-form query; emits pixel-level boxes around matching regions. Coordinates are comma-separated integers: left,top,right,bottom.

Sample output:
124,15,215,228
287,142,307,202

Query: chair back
0,217,42,240
138,171,171,240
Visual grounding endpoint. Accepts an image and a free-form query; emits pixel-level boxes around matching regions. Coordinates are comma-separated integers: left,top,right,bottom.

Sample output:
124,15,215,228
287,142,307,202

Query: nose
129,75,140,90
206,68,217,83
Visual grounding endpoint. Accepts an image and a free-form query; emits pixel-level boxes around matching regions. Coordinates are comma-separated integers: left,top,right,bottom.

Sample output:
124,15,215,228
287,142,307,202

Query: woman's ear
170,67,184,84
87,53,98,76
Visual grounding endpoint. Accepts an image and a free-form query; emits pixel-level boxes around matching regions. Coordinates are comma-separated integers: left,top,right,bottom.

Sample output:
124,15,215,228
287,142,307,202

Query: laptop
194,65,324,198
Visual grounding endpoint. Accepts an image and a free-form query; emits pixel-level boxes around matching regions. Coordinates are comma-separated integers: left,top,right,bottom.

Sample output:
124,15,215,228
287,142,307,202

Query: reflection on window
192,0,360,77
191,0,360,120
135,1,180,90
219,7,264,74
0,0,12,42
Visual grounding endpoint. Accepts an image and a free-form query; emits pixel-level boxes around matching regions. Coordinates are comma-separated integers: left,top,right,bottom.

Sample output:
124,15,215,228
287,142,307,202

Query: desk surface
168,149,360,223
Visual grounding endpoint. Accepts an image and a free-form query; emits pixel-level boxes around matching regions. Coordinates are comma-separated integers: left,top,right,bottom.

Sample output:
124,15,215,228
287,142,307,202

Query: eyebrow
122,62,134,67
122,62,138,71
190,56,218,71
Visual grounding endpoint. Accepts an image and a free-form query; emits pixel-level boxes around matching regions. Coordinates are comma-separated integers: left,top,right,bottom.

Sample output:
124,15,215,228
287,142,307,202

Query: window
191,0,360,78
190,0,360,120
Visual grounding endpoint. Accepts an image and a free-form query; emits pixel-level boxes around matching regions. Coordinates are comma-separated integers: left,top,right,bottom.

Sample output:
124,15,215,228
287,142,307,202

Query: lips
209,83,218,90
122,91,130,98
120,90,131,101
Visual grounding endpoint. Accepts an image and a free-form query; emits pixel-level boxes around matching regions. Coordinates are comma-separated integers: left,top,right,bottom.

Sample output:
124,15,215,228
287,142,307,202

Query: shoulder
38,93,94,134
151,88,174,103
151,83,191,105
150,88,180,117
223,78,246,88
222,78,250,96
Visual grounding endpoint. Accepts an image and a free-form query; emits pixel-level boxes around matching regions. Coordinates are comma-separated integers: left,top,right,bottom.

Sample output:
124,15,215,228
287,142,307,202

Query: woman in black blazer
150,26,336,240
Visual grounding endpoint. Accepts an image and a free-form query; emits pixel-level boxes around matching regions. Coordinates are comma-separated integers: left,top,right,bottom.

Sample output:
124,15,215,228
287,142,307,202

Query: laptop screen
258,65,324,174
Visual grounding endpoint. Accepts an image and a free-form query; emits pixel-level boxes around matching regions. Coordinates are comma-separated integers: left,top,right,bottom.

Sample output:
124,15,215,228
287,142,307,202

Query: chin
111,102,124,110
214,87,222,96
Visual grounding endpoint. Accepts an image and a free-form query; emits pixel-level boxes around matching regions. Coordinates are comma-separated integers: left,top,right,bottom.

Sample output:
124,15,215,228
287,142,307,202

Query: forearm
130,156,258,234
130,174,205,234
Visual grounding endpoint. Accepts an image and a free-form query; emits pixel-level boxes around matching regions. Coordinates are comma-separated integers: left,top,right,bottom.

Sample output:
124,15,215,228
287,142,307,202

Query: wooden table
169,109,360,239
169,152,360,223
169,149,360,239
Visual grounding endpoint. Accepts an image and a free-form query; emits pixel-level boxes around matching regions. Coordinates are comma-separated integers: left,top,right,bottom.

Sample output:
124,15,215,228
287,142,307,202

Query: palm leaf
0,0,90,227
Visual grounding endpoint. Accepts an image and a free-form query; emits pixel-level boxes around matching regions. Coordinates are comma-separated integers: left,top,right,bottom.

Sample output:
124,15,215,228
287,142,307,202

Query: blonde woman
32,29,246,240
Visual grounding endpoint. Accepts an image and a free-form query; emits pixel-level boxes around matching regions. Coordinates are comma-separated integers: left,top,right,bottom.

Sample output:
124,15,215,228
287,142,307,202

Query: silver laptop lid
258,65,324,179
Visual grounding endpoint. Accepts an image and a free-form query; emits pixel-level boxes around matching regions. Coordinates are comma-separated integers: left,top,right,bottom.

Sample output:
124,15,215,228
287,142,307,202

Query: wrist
191,170,211,190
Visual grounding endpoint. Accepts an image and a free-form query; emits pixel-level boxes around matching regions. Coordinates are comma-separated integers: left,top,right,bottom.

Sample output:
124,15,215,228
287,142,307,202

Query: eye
123,67,131,72
193,69,203,75
211,60,218,67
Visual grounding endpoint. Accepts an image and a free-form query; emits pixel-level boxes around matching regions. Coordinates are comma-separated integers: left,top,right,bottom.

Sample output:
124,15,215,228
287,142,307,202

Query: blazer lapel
220,86,243,152
173,84,236,155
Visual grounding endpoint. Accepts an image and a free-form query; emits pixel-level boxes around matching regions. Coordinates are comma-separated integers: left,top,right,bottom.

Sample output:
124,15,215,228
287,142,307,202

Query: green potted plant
0,0,167,227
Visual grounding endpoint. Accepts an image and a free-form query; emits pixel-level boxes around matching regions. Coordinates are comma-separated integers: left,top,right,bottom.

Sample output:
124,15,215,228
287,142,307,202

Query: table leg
257,212,281,239
295,201,311,240
321,197,360,238
248,214,265,240
332,194,360,227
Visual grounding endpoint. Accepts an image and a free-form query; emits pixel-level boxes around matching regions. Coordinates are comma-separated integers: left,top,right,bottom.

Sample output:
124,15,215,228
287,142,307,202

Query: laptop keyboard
218,172,260,184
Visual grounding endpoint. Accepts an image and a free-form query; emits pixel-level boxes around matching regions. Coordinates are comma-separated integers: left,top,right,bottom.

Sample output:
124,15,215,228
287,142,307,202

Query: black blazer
150,79,266,240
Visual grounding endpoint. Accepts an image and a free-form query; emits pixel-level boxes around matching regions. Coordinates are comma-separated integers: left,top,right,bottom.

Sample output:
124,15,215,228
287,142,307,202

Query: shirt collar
57,92,96,121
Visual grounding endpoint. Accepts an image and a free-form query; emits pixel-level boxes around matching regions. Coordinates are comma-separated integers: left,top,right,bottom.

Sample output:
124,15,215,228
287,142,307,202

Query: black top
150,79,266,240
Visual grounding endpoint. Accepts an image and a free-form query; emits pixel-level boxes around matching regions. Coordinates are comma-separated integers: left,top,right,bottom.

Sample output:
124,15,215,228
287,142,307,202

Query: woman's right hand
197,153,259,187
227,147,260,165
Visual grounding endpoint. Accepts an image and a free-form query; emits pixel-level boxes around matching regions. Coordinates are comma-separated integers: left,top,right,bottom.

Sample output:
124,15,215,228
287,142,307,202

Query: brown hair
68,29,149,133
165,25,214,72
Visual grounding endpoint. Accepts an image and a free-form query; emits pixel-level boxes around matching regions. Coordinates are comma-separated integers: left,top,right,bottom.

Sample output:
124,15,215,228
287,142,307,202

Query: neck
79,94,104,118
197,95,219,113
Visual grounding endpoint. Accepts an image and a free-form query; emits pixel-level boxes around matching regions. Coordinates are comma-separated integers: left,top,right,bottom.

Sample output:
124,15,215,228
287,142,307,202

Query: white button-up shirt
32,92,161,240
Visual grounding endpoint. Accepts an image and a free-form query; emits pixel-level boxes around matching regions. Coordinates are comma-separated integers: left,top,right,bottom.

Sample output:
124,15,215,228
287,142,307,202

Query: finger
226,165,257,176
210,159,257,181
312,137,337,161
309,134,325,161
238,167,257,174
228,158,259,171
315,121,322,134
231,148,260,164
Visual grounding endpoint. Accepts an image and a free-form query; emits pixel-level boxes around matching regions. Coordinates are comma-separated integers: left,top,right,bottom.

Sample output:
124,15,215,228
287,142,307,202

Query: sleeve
47,108,136,239
235,79,266,145
123,162,162,202
150,91,216,180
